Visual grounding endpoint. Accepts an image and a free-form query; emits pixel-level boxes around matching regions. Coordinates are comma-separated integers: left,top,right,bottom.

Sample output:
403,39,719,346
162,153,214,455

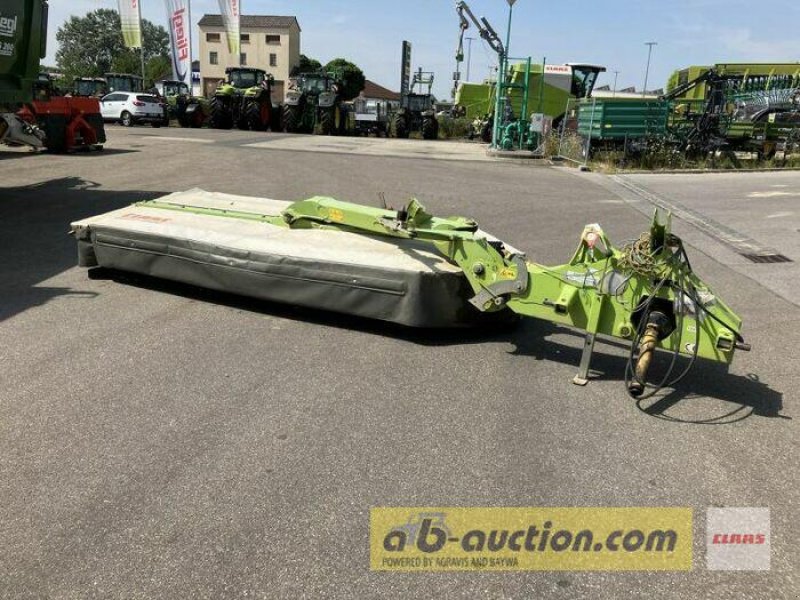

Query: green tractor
393,68,438,140
72,77,107,98
209,67,276,131
282,71,346,135
153,80,207,128
104,72,144,94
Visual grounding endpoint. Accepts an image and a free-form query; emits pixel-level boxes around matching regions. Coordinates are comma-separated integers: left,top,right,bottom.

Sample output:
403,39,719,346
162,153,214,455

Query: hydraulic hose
629,322,661,397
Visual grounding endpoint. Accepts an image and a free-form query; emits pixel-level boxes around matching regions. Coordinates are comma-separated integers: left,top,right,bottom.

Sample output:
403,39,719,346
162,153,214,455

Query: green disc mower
209,67,276,131
72,190,750,401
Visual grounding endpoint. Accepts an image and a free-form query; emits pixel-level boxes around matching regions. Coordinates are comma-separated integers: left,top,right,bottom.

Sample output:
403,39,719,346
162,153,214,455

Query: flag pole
138,2,146,86
188,0,194,91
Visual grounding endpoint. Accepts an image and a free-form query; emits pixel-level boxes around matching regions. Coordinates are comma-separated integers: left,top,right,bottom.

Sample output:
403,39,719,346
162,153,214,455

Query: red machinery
16,80,106,152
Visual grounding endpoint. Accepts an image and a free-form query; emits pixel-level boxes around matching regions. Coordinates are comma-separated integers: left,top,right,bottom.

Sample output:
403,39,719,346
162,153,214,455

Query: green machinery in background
72,73,143,97
152,79,207,128
667,64,800,101
393,67,438,140
456,62,607,128
104,73,144,93
209,67,276,131
131,194,750,398
576,63,800,158
72,77,107,98
453,1,605,150
283,70,346,135
0,0,48,148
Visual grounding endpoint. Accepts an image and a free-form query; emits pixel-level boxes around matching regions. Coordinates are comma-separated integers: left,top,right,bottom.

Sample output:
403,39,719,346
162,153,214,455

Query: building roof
361,80,400,102
198,15,300,31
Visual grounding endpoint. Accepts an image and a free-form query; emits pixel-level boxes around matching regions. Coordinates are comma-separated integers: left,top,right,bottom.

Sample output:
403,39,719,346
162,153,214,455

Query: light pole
493,0,517,149
613,70,619,97
643,41,657,97
465,36,475,81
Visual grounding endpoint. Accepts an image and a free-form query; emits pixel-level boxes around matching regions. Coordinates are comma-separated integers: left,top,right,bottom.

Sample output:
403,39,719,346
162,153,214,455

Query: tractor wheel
270,105,282,132
422,116,439,140
283,105,301,133
209,97,233,129
120,111,133,127
393,113,409,138
191,106,205,128
247,100,271,131
480,120,492,143
41,114,68,153
320,107,337,135
236,112,250,130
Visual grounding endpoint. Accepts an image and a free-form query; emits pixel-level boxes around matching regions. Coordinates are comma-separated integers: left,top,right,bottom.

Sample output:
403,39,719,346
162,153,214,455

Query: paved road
1,127,797,599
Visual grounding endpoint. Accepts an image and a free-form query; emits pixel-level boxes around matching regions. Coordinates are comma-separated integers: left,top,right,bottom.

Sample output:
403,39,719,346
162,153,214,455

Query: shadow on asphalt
0,176,166,322
511,321,784,422
81,268,784,422
0,148,138,160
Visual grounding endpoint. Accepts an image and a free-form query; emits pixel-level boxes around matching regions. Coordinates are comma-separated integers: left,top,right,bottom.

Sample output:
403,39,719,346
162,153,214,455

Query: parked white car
100,92,165,127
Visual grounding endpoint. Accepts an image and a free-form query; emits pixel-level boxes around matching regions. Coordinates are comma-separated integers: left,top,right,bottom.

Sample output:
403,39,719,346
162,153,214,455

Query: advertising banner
218,0,240,56
118,0,142,48
164,0,192,86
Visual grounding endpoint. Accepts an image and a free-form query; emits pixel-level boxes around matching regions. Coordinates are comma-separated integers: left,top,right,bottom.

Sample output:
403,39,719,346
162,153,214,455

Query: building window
266,35,281,45
206,32,221,43
209,51,218,65
240,33,250,44
241,53,248,66
269,53,277,67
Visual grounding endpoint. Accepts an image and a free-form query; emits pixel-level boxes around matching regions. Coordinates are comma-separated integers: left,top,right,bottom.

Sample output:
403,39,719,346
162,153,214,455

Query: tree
324,58,366,101
56,9,170,83
292,54,322,76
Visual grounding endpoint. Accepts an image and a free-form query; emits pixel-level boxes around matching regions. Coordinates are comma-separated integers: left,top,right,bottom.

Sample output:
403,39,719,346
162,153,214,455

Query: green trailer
576,98,670,142
0,0,48,147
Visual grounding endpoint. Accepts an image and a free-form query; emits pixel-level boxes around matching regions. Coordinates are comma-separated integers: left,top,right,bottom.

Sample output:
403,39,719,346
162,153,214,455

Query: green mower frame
137,195,749,398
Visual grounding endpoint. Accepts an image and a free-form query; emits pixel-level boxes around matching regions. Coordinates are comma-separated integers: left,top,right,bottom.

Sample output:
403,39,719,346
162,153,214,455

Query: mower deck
71,190,479,327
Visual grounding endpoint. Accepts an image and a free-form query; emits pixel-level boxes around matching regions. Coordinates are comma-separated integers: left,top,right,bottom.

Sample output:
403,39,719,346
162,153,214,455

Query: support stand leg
573,333,596,386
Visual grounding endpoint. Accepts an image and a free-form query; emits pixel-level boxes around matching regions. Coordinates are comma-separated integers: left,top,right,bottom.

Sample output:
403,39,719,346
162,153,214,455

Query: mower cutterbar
72,191,748,397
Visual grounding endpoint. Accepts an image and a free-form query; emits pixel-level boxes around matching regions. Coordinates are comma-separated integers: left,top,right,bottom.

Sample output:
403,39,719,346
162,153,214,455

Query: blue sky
47,1,800,98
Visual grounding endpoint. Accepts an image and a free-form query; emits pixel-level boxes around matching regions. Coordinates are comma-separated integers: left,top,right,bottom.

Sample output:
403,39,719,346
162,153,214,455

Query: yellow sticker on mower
327,208,345,223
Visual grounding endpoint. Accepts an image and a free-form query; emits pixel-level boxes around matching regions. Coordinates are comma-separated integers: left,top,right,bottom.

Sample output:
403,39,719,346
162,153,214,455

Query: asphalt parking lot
1,126,797,599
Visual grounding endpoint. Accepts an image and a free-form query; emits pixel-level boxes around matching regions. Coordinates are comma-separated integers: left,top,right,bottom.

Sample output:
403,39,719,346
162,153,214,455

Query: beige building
198,14,301,101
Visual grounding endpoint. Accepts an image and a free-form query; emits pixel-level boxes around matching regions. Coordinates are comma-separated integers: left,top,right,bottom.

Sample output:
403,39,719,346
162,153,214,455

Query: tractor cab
225,68,271,91
405,93,434,113
154,80,190,98
292,72,340,96
104,73,144,94
73,77,107,98
33,72,56,100
567,64,607,98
